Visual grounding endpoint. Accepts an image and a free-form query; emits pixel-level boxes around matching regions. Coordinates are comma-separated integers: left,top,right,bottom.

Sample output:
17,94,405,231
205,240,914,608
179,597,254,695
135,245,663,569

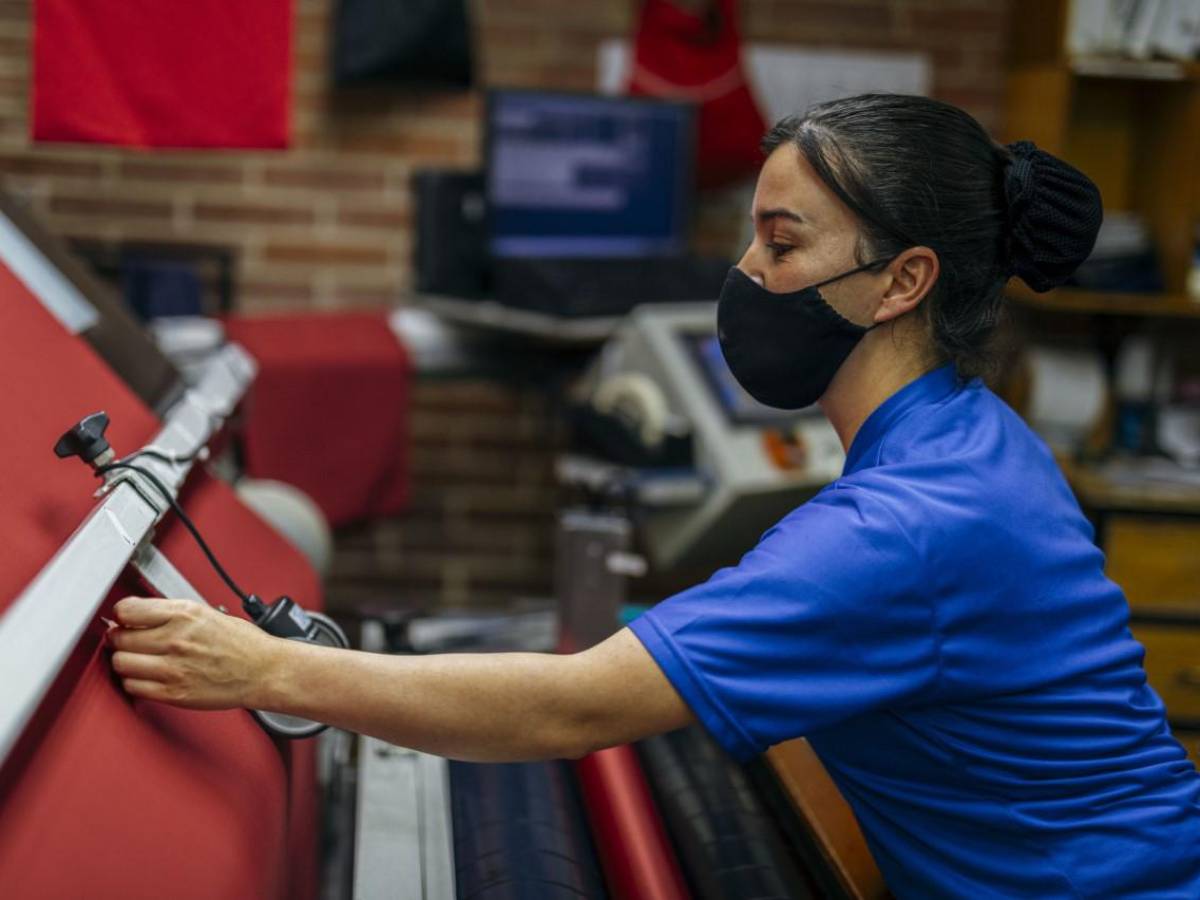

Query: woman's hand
107,596,281,710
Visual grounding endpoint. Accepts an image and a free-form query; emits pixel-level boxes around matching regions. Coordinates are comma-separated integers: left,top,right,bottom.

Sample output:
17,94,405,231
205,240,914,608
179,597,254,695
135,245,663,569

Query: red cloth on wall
225,312,412,527
0,267,321,900
628,0,766,188
32,0,292,149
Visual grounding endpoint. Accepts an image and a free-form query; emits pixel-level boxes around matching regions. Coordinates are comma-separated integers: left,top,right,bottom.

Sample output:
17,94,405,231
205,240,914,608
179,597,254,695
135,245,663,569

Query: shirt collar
842,363,961,476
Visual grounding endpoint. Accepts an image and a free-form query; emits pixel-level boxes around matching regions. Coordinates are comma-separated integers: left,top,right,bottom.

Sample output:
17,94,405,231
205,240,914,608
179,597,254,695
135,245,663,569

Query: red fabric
283,738,322,900
225,313,412,527
0,261,160,615
0,268,321,899
152,471,324,900
576,745,691,900
628,0,766,188
32,0,292,149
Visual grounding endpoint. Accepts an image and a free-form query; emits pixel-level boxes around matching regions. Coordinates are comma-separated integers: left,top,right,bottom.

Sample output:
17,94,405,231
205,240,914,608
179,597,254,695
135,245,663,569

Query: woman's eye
766,242,793,259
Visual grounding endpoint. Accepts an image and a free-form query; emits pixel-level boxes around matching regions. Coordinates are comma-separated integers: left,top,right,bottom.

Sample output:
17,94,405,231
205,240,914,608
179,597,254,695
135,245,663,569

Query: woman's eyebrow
754,207,808,225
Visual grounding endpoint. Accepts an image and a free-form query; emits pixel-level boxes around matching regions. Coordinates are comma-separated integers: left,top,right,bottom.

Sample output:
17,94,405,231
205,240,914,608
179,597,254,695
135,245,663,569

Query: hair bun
1003,140,1103,293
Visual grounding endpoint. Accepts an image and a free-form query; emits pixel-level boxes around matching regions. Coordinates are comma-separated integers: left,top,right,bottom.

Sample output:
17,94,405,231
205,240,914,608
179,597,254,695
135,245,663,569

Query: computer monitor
485,89,695,260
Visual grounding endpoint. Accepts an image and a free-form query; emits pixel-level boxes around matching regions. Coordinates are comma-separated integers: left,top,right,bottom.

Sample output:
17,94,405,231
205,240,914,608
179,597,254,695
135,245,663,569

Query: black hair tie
1002,139,1103,293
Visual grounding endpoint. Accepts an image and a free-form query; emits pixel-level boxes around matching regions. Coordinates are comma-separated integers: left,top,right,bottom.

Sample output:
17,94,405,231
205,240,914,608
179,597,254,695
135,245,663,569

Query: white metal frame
0,207,99,335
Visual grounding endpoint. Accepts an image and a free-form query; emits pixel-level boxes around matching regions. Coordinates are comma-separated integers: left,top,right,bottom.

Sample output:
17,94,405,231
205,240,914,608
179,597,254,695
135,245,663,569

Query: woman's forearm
256,640,600,761
110,597,695,762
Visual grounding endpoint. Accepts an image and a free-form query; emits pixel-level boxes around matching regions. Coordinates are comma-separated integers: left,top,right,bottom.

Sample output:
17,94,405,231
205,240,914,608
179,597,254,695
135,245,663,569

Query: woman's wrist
245,632,299,713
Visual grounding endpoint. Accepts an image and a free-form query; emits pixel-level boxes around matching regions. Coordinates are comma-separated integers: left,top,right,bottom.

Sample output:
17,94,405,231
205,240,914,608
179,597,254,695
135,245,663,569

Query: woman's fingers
108,625,170,655
113,596,185,628
111,650,173,682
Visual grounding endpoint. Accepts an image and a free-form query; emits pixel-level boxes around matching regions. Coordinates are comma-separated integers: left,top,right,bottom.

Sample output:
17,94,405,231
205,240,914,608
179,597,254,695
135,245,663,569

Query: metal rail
353,736,455,900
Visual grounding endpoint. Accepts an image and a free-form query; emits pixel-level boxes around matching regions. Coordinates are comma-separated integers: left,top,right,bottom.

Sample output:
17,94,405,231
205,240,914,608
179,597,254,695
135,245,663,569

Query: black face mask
716,260,890,410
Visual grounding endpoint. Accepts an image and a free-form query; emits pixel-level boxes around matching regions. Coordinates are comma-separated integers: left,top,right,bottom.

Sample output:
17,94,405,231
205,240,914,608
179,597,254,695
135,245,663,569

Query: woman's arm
108,596,695,761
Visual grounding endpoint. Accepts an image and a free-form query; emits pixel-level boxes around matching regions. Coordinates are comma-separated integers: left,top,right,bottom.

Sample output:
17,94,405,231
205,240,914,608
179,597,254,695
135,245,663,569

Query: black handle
54,411,111,464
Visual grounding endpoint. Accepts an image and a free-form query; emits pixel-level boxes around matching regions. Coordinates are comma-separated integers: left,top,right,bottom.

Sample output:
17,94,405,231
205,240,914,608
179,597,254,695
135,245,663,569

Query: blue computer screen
486,91,694,259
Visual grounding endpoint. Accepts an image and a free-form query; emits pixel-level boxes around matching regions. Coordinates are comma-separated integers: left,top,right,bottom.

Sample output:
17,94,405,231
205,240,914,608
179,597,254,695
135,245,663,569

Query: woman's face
737,143,881,326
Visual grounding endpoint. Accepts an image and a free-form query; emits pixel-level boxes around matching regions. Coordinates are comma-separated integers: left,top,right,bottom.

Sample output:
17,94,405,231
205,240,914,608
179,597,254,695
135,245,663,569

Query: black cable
118,447,203,466
95,461,260,614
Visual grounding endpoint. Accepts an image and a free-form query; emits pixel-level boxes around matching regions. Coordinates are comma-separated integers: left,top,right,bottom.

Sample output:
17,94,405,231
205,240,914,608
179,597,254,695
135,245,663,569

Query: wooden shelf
1059,457,1200,515
1006,283,1200,318
1068,56,1200,82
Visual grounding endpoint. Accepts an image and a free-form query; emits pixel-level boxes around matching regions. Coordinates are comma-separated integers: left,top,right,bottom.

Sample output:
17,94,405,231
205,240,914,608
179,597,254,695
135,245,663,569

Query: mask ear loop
808,255,898,331
809,256,895,292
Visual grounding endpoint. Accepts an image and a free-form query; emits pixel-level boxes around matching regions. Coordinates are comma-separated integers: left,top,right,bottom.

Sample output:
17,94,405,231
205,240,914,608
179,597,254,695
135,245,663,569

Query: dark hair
762,93,1102,378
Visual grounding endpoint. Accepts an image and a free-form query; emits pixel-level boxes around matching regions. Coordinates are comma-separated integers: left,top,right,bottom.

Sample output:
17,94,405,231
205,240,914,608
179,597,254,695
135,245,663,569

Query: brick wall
0,0,1012,612
329,378,565,614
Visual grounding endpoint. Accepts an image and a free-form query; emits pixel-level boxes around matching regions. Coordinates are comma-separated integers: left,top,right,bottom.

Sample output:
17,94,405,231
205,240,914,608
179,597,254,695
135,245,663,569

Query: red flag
32,0,292,149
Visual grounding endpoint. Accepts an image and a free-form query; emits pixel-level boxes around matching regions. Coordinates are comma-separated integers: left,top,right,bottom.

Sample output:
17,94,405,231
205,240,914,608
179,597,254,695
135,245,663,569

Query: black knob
54,411,112,464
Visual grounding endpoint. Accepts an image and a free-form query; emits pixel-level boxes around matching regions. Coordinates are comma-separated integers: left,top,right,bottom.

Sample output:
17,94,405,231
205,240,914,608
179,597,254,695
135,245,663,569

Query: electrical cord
95,460,266,618
117,446,207,467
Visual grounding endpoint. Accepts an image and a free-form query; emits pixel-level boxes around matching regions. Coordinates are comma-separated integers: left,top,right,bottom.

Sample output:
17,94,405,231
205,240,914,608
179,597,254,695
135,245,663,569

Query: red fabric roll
0,266,321,899
575,744,692,900
224,312,412,527
32,0,292,148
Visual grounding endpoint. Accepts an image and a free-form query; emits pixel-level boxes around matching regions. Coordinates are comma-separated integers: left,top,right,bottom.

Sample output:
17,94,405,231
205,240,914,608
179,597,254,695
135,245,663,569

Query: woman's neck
819,319,940,453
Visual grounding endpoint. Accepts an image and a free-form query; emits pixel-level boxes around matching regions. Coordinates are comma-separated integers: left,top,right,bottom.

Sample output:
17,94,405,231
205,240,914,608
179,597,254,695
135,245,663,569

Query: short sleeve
628,483,941,761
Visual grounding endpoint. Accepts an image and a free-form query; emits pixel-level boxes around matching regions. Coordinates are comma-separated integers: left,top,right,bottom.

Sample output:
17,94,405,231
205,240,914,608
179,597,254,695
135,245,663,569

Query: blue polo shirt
630,364,1200,898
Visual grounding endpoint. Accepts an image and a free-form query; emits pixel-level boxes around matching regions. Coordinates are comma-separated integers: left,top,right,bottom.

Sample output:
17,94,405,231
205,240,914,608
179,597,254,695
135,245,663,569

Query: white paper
1158,406,1200,467
743,45,930,125
1101,0,1142,54
1067,0,1113,56
596,40,931,126
1027,344,1107,447
1152,0,1200,59
1127,0,1166,56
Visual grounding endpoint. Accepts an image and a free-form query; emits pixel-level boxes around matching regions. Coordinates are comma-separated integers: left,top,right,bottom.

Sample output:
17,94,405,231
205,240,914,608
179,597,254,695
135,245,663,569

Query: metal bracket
98,464,172,517
129,542,208,604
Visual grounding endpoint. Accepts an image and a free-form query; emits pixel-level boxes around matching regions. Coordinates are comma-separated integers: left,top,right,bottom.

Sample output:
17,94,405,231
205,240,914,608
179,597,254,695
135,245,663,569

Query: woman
108,94,1200,897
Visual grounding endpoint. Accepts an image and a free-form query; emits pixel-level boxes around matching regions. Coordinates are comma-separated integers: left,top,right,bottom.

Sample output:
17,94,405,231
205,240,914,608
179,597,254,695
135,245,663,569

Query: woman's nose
735,247,766,288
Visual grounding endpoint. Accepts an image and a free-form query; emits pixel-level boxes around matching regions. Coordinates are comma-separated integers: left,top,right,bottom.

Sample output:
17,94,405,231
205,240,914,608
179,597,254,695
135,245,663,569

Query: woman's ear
876,247,939,323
